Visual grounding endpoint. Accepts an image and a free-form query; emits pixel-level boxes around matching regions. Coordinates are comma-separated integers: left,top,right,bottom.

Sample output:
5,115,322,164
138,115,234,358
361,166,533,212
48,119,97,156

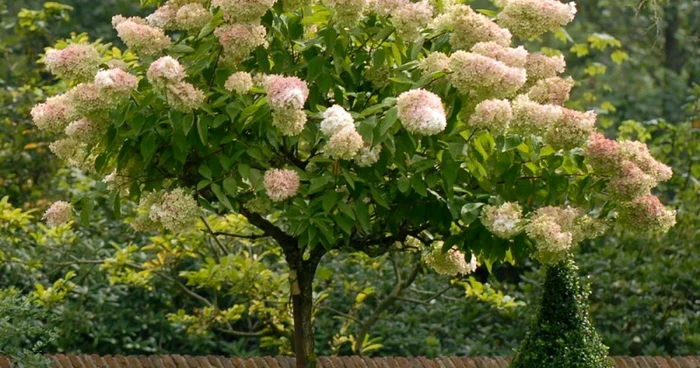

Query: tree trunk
287,251,323,368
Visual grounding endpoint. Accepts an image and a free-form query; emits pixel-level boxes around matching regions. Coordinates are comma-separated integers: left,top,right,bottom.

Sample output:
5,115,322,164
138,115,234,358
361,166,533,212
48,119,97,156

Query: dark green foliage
0,290,55,367
511,258,611,368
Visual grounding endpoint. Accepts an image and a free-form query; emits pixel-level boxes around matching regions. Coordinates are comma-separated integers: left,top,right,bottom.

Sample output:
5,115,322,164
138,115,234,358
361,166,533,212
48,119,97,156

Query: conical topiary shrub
511,257,611,368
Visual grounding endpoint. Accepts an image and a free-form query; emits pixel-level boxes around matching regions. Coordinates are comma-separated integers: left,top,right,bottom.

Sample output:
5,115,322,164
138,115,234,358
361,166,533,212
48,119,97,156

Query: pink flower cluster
214,23,267,63
320,105,365,160
481,202,523,239
264,168,301,202
68,83,106,116
396,89,447,136
584,133,675,232
44,44,101,81
65,118,105,144
424,241,477,276
175,3,212,31
354,145,382,167
392,1,433,40
497,0,577,40
31,94,78,133
469,99,513,135
224,71,254,94
434,5,512,51
147,56,204,112
546,108,596,150
527,206,606,265
448,51,526,99
471,42,527,68
43,201,73,227
94,68,139,102
325,0,369,26
525,53,566,83
264,76,310,136
113,15,172,56
212,0,275,23
418,52,450,75
132,188,201,232
527,76,574,105
509,95,561,136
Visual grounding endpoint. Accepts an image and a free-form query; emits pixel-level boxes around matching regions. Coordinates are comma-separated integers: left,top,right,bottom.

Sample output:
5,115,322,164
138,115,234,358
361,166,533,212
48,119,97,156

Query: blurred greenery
0,0,697,360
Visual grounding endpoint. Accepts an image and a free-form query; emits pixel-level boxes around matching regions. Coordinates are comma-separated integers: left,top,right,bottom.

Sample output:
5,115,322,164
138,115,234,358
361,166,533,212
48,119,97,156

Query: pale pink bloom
49,138,85,164
393,1,433,40
68,83,107,115
608,161,655,201
498,0,577,40
94,68,139,101
103,169,130,195
619,140,673,182
527,76,574,105
31,93,77,133
214,23,267,62
435,5,512,51
448,51,526,99
525,53,566,83
396,89,446,136
175,3,212,31
546,108,596,150
165,82,206,112
106,59,129,71
584,133,621,175
147,56,185,88
65,118,102,143
481,202,523,239
469,99,512,135
149,188,200,231
225,71,254,94
418,52,450,75
471,42,528,68
617,194,676,233
272,108,308,136
424,241,476,276
374,0,408,16
212,0,276,23
509,94,561,136
264,76,309,111
264,168,301,201
146,4,178,29
325,0,369,26
112,15,172,56
320,105,355,137
326,126,364,160
43,201,73,227
44,44,101,81
354,145,382,167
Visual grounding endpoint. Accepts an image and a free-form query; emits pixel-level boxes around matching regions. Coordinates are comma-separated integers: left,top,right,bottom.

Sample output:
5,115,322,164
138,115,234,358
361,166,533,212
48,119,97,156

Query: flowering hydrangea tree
32,0,675,366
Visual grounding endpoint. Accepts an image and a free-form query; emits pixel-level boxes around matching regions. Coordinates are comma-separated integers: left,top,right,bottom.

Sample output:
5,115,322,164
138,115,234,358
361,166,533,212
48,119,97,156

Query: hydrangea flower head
497,0,577,40
43,201,73,227
393,1,433,40
214,23,267,62
264,75,309,111
264,168,301,201
617,194,676,234
481,202,523,239
471,42,528,68
396,89,446,136
44,44,101,81
94,68,139,102
469,99,513,135
31,93,77,133
546,108,596,150
213,0,276,23
448,51,526,99
175,3,212,31
424,241,477,276
320,105,355,137
354,145,382,167
527,76,574,105
225,71,254,94
509,94,561,136
326,126,364,160
112,15,172,56
272,108,308,136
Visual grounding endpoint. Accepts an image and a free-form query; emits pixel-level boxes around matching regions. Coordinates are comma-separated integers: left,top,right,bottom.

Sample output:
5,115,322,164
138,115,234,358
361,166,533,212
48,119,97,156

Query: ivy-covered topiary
511,257,611,368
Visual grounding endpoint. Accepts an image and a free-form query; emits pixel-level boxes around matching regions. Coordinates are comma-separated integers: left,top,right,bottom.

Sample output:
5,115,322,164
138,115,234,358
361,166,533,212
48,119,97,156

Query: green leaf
198,164,212,180
197,117,209,145
322,191,338,213
411,175,427,197
211,183,233,210
380,107,398,136
140,132,157,163
223,177,238,196
355,200,371,232
398,176,411,194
